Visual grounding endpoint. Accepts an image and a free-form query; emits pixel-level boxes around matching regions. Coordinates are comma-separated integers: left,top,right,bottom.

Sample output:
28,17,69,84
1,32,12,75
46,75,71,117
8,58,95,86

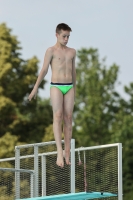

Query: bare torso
50,46,75,83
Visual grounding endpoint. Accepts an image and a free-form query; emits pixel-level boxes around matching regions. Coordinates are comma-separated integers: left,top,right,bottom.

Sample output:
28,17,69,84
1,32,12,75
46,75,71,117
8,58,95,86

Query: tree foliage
111,83,133,199
73,48,133,199
0,23,53,153
73,48,120,146
0,23,133,199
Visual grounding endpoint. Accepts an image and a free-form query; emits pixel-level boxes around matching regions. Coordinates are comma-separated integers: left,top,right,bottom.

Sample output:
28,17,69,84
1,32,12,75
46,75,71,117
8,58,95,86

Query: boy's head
56,23,72,34
56,23,72,46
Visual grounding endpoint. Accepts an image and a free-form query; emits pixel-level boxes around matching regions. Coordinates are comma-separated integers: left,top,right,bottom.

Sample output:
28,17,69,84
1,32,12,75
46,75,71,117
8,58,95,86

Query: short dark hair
56,23,72,34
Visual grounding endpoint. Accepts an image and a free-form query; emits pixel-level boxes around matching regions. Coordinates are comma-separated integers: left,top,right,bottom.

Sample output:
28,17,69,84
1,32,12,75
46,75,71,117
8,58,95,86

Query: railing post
42,155,46,196
118,143,123,200
15,147,20,199
34,144,39,197
71,139,75,193
30,173,34,198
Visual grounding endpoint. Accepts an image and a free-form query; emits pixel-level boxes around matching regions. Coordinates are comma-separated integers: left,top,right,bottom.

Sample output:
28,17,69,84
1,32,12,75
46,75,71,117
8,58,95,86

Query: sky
0,0,133,99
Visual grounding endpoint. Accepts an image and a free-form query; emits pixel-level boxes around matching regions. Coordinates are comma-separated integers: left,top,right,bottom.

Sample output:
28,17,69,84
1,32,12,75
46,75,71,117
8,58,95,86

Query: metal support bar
118,143,123,200
34,145,39,197
0,143,121,163
15,140,65,149
84,151,87,192
75,143,121,151
0,168,34,173
71,139,75,193
15,147,20,199
42,155,46,196
30,173,34,198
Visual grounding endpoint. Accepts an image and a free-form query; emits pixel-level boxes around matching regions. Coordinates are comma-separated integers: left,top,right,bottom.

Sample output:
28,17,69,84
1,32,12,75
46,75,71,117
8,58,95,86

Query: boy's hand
28,87,38,101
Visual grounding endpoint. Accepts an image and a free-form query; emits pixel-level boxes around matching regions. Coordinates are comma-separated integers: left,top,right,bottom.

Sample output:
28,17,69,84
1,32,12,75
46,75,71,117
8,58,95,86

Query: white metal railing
15,139,75,199
0,167,35,199
0,141,123,200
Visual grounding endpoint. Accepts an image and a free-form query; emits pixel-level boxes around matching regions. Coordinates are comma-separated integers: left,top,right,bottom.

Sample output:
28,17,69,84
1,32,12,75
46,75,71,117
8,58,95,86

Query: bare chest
52,50,73,64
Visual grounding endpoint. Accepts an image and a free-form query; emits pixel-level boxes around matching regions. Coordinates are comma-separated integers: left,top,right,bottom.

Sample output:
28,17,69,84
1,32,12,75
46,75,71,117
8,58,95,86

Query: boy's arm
34,48,53,88
28,48,53,101
72,49,76,99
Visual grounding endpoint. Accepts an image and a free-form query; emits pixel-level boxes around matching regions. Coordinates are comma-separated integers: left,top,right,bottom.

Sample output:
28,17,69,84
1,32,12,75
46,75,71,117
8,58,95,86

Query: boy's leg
50,87,64,167
63,87,74,165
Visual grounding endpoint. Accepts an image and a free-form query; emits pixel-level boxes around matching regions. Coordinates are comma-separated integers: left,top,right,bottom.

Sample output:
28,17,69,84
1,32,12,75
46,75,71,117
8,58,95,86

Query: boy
28,23,76,168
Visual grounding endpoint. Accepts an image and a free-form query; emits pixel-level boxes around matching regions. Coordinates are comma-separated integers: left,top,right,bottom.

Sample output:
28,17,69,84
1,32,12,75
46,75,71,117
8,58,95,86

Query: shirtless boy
28,23,76,168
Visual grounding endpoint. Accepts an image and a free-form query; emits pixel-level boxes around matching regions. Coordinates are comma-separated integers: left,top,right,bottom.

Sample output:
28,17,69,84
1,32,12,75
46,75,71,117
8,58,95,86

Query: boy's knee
54,111,63,122
64,114,72,123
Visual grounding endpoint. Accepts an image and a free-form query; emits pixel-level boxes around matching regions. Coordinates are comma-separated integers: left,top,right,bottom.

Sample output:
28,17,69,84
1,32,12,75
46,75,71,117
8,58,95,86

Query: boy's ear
56,32,58,38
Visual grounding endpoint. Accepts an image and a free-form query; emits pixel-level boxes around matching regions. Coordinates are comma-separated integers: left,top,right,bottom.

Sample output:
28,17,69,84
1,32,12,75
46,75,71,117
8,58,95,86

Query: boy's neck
55,42,67,49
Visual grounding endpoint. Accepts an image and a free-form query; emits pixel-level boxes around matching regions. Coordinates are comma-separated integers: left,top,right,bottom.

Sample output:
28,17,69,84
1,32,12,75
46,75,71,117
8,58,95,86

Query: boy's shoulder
46,46,55,52
45,46,76,55
44,46,55,57
67,47,76,53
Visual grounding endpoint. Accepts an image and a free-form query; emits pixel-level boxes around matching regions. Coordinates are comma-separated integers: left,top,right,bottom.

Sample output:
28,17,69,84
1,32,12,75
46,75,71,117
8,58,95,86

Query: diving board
18,192,117,200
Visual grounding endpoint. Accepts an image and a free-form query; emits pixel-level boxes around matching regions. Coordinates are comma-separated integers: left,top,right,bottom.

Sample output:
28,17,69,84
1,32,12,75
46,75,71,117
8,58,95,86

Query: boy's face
56,30,70,46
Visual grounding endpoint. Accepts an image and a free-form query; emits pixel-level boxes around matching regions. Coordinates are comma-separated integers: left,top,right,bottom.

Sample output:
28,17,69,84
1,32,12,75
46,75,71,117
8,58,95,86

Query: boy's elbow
45,69,48,75
42,68,48,76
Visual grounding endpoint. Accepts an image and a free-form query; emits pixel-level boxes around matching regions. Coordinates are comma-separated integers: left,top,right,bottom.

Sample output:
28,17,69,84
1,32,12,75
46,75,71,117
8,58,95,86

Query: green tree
73,48,120,146
73,48,133,199
0,23,53,151
110,83,133,200
12,98,53,143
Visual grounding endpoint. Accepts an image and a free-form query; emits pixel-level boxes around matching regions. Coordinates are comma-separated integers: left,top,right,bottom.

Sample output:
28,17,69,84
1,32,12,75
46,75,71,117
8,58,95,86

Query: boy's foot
63,150,71,165
56,152,64,168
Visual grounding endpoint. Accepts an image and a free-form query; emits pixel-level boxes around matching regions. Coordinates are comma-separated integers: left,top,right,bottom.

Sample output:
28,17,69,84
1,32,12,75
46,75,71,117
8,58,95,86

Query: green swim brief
50,82,73,95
